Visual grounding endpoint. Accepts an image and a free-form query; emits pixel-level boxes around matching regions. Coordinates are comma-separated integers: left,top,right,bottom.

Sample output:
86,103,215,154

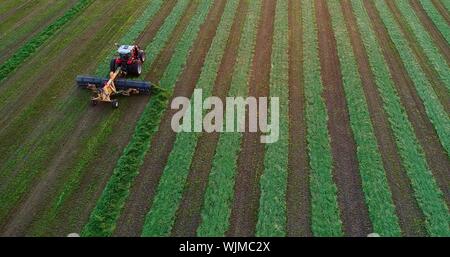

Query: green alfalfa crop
353,0,449,236
196,0,262,237
256,0,289,237
327,0,401,236
0,0,94,82
302,0,343,237
139,0,239,236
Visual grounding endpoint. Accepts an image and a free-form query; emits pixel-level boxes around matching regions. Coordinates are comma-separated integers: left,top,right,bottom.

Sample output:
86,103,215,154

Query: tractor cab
117,45,133,61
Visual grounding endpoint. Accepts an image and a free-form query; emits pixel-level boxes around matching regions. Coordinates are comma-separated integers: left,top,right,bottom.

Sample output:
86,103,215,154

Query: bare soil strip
341,0,426,236
316,0,372,237
385,0,450,114
431,0,450,25
171,0,249,237
226,0,275,237
113,0,227,236
0,0,156,236
411,0,450,62
364,0,450,206
286,0,311,237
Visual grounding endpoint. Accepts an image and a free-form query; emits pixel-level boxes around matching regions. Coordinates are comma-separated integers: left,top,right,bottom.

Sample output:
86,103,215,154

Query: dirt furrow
385,0,450,114
286,0,310,237
315,0,372,237
431,0,450,25
170,0,249,237
364,0,450,206
113,0,226,236
226,0,275,237
341,0,426,236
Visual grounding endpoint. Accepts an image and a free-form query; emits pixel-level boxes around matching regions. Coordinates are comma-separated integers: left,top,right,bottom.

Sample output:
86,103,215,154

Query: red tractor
110,44,146,76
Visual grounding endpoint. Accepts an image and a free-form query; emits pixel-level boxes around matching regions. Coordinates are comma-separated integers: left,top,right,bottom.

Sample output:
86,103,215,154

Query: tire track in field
171,0,248,237
316,0,371,237
341,0,426,236
226,0,275,237
385,0,450,114
18,0,179,237
286,0,311,237
0,0,158,236
113,0,226,236
431,0,450,25
364,0,450,207
411,0,450,62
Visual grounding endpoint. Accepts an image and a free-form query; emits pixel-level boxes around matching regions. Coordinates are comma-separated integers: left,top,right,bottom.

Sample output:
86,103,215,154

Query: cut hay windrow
196,0,262,237
373,0,450,157
353,1,450,236
255,0,289,237
0,0,94,82
395,1,450,91
139,0,239,236
418,0,450,44
302,0,342,237
83,0,214,237
26,0,167,235
327,0,401,236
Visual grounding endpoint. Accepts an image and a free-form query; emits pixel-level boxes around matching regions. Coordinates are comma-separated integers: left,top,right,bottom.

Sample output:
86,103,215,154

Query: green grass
353,0,449,236
302,0,343,237
0,0,94,82
26,0,166,236
418,0,450,44
196,0,262,237
395,0,450,92
83,0,214,237
327,0,401,236
255,0,289,237
139,0,239,236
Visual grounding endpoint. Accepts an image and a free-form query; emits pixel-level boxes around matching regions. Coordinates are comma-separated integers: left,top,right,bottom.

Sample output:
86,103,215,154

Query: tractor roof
118,45,133,55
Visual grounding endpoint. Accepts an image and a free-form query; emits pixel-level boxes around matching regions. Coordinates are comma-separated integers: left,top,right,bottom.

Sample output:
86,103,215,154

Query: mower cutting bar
76,75,152,93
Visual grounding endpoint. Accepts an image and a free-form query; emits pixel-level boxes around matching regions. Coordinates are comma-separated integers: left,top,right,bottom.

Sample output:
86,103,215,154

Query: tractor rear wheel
128,61,142,76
